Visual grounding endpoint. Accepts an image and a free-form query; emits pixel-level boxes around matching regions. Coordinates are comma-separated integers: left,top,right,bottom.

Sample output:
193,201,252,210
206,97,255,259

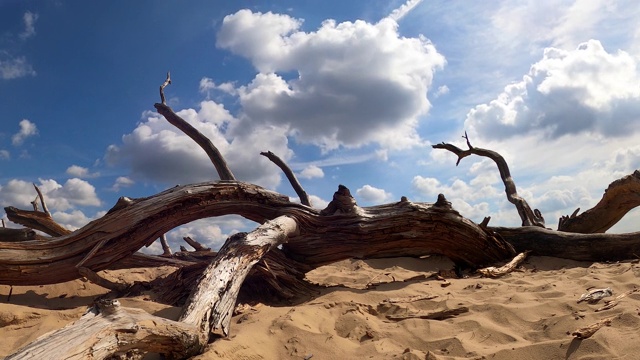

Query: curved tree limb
558,170,640,233
260,150,311,206
433,132,545,227
154,103,235,181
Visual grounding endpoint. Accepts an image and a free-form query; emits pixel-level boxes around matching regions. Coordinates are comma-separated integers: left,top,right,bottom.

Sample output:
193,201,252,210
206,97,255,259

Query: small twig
160,71,171,105
478,251,530,278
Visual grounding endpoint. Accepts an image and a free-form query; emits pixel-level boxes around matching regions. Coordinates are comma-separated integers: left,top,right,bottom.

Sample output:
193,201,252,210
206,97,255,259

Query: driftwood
386,306,470,321
478,251,529,278
571,316,616,339
4,77,640,359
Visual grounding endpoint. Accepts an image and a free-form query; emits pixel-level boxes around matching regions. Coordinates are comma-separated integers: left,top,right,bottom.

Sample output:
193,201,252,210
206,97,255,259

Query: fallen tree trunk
0,182,515,286
7,216,298,360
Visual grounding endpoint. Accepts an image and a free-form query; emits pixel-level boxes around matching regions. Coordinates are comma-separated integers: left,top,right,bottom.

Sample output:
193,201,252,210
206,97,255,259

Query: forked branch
433,132,545,227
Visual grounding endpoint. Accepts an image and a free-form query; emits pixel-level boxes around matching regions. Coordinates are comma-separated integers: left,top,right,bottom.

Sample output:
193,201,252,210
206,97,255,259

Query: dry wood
179,215,298,342
383,294,438,304
478,251,529,278
261,150,311,206
5,206,71,236
571,316,615,339
559,170,640,233
387,306,469,321
160,234,173,256
433,132,545,227
183,236,210,251
595,287,639,312
0,227,39,242
154,102,235,181
493,226,640,262
7,299,201,360
8,216,299,359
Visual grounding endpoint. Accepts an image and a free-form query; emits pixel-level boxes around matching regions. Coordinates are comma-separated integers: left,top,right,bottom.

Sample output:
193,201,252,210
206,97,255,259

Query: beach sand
1,256,638,359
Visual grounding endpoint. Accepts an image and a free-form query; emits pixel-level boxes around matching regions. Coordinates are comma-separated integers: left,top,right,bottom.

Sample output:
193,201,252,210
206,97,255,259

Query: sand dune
1,256,638,359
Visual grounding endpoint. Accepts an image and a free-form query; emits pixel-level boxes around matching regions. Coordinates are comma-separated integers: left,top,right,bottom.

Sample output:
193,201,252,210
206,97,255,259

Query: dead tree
3,78,640,359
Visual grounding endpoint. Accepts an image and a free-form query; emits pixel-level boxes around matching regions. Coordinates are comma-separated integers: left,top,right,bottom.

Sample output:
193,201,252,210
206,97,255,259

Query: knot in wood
96,299,121,315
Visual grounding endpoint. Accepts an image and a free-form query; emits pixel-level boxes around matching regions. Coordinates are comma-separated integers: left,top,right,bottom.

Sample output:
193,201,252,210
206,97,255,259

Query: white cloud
66,165,99,179
110,176,134,192
298,165,324,179
466,40,640,140
12,119,38,145
0,150,9,160
217,9,445,151
434,85,449,98
356,184,393,204
106,100,290,188
0,178,101,212
199,77,236,95
19,11,38,40
388,0,423,22
52,210,93,231
0,57,36,80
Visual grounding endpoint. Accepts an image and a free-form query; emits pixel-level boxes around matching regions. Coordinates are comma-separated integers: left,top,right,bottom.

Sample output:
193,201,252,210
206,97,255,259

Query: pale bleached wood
478,251,529,278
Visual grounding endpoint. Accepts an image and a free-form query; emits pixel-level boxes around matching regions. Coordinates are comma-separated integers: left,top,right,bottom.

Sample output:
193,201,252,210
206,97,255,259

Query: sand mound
1,256,639,359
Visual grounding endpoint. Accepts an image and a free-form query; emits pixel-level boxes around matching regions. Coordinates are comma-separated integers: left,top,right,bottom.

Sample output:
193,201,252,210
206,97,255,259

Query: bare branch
160,71,171,105
154,102,236,181
260,151,311,206
183,236,210,251
33,184,51,217
433,133,545,227
4,206,70,237
160,234,173,256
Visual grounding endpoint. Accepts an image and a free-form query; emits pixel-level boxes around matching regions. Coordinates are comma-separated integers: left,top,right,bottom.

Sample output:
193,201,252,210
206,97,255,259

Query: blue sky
1,0,640,252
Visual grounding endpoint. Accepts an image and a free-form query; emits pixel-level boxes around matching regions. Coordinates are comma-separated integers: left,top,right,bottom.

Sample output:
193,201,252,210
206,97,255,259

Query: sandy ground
1,256,639,360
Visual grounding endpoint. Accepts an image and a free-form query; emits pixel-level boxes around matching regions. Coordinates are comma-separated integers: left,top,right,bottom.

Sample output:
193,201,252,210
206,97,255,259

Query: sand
1,256,639,360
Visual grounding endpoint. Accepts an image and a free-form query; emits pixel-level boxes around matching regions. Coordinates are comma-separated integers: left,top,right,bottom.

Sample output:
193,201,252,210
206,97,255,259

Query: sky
1,0,640,253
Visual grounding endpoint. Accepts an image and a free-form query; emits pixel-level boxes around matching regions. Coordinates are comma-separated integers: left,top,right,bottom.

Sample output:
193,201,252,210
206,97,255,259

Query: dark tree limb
558,170,640,233
183,236,210,251
433,132,545,227
154,104,235,181
260,150,311,206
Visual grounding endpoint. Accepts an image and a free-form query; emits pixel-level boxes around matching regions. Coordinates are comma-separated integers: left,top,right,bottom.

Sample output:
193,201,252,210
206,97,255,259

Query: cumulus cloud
466,40,640,140
105,100,290,188
66,165,100,178
298,165,324,179
356,184,393,204
0,178,101,211
12,119,38,145
110,176,134,192
217,9,445,151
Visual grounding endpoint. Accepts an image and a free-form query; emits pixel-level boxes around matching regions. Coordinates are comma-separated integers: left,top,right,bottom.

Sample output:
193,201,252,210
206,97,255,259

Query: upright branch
154,76,236,181
433,132,545,227
260,151,311,206
33,184,51,217
159,71,171,105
